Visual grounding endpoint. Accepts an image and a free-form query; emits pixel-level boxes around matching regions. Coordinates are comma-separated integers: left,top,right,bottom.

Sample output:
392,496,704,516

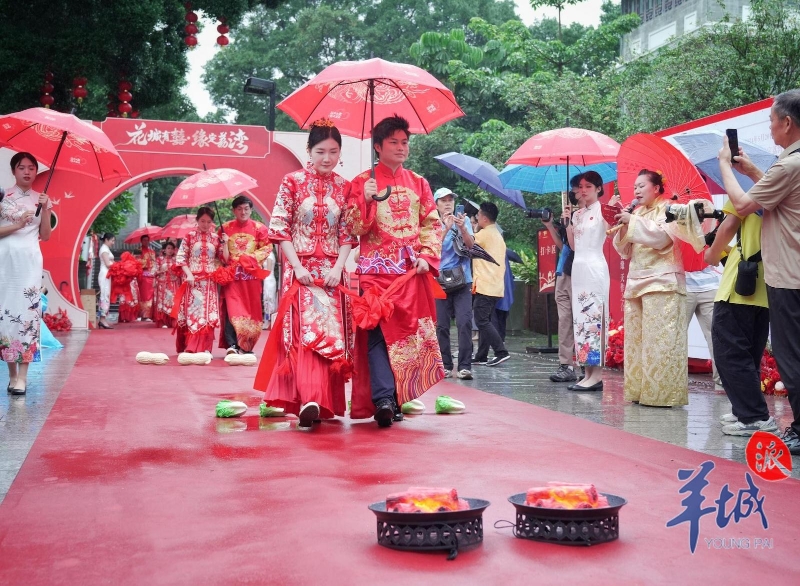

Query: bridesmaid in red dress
255,119,357,430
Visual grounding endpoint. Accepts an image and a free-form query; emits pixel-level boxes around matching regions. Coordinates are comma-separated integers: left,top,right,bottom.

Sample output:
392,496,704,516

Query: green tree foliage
90,190,136,236
529,0,585,41
202,0,517,126
0,1,288,119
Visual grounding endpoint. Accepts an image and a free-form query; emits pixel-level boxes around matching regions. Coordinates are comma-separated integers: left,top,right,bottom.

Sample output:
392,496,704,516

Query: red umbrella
279,58,464,200
617,133,712,271
0,108,130,215
278,58,464,138
506,127,620,167
166,168,258,210
159,214,197,240
617,133,711,206
125,225,163,244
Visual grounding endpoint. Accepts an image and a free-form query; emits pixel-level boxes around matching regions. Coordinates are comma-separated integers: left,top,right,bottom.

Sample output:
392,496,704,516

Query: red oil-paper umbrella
617,133,713,271
158,214,197,241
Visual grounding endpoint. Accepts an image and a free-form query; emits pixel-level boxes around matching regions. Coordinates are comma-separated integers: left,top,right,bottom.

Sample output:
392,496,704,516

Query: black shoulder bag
734,224,761,297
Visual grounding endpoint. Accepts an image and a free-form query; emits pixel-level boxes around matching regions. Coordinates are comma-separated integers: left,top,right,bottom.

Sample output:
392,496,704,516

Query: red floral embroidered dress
175,230,221,353
343,162,445,419
137,246,157,319
218,219,271,352
154,255,181,328
255,168,357,418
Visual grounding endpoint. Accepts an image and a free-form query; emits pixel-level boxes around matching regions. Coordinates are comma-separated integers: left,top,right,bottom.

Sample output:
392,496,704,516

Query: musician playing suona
343,114,445,428
612,169,688,407
218,195,272,355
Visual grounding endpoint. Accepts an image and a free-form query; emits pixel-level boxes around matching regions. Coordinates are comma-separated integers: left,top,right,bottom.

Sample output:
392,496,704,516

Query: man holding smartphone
433,188,475,380
719,89,800,453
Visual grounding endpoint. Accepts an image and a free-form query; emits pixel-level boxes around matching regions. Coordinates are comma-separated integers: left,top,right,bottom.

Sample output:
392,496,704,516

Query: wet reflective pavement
454,332,799,479
1,327,796,507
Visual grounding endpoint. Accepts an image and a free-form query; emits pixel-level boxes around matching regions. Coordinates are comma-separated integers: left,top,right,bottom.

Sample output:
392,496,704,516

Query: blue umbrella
667,131,777,194
434,152,526,209
498,162,618,194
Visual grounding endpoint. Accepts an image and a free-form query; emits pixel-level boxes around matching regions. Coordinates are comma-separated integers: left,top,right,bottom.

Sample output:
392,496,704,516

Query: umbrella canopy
167,168,258,210
278,58,464,138
499,162,617,194
665,130,777,194
125,225,163,244
617,134,711,206
434,152,525,209
159,214,197,240
506,127,620,167
0,108,130,214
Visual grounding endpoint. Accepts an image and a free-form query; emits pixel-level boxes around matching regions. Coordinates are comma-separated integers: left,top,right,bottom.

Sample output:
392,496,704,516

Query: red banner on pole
538,229,557,294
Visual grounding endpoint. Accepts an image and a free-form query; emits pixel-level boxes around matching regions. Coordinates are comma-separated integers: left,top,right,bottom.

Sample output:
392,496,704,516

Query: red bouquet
760,346,786,396
605,320,625,369
211,264,236,285
108,252,143,302
43,309,72,332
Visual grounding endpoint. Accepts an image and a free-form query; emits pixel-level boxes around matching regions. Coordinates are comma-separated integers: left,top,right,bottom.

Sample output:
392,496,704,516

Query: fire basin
368,498,490,560
508,492,626,546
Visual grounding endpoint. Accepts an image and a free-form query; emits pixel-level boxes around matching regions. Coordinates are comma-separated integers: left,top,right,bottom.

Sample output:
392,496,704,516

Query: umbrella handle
373,185,392,202
36,130,68,217
368,79,391,202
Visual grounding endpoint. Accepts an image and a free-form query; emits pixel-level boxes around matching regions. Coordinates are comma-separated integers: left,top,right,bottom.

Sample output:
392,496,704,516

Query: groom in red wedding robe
343,115,445,427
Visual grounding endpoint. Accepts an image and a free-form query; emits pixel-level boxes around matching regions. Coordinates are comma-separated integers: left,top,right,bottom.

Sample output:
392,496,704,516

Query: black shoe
567,380,603,392
472,357,488,365
374,400,394,428
393,403,404,422
10,387,26,396
781,427,800,455
550,365,577,383
486,354,510,367
98,322,113,329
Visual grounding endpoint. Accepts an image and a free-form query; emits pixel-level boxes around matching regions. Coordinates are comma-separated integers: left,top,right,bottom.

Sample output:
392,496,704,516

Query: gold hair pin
310,118,336,128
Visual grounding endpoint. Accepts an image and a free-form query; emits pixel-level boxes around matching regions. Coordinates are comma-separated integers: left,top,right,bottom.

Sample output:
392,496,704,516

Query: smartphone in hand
455,204,464,215
725,129,739,164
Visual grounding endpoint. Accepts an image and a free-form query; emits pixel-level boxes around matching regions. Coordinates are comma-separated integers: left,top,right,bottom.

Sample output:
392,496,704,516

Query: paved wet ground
1,327,796,505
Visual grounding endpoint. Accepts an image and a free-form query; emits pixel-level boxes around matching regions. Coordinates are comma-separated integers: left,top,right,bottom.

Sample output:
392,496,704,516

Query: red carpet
0,324,798,585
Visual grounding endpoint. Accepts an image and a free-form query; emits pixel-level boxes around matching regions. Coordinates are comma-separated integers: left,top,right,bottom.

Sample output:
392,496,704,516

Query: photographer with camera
612,169,688,407
433,188,475,380
704,200,775,436
542,174,583,383
719,89,800,454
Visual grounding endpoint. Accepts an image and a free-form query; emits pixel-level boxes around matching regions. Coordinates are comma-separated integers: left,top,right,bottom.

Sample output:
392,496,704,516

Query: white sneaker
226,346,238,356
443,370,453,378
456,369,473,380
721,417,778,436
719,413,738,424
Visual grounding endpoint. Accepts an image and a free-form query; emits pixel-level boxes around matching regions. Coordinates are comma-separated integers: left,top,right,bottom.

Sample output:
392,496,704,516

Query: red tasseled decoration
276,347,296,376
330,358,354,382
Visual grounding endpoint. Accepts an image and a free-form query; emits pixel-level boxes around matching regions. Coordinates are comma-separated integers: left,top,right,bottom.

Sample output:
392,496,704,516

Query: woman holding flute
612,169,688,407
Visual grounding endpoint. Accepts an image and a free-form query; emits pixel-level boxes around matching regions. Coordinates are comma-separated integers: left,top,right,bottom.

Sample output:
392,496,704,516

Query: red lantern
185,11,198,23
72,76,88,104
217,23,229,34
185,35,198,47
118,102,133,116
131,111,140,119
185,23,198,35
118,90,133,103
117,80,133,117
40,71,55,108
118,80,133,92
216,16,229,46
217,35,229,46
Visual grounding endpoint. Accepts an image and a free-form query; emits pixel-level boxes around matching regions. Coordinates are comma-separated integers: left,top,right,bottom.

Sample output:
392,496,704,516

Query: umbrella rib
381,79,430,134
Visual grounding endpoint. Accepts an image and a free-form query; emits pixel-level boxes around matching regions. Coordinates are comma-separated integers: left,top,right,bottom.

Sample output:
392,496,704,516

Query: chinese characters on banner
100,118,272,159
538,229,557,294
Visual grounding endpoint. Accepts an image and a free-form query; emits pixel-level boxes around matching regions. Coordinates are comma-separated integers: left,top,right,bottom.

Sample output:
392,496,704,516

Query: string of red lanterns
217,17,229,46
185,3,198,48
40,71,55,108
118,80,133,117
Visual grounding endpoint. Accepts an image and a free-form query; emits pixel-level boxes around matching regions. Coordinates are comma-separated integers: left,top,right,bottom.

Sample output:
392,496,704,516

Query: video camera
664,201,725,224
526,207,553,222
